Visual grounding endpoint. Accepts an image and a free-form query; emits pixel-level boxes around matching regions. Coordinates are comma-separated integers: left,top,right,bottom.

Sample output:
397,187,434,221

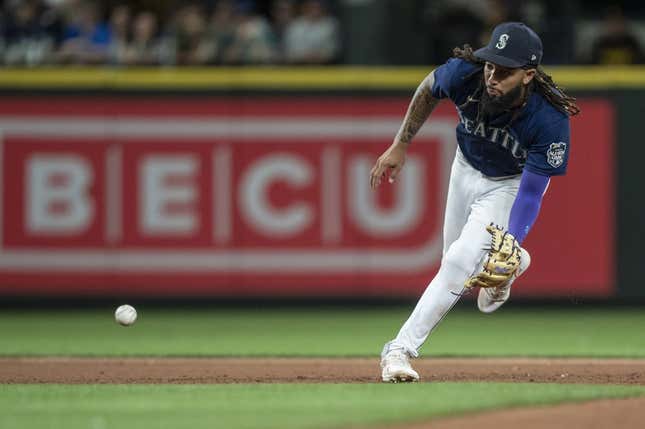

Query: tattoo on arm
395,74,441,144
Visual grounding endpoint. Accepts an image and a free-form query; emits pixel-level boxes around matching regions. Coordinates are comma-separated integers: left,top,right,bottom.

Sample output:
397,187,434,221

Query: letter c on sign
239,154,313,237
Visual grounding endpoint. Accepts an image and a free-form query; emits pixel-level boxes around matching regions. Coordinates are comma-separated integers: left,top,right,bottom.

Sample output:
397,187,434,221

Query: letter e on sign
140,155,199,236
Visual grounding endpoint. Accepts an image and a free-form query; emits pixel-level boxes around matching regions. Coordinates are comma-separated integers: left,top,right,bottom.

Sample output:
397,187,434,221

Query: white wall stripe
321,146,342,244
105,145,122,244
213,146,232,244
0,246,442,272
0,117,452,140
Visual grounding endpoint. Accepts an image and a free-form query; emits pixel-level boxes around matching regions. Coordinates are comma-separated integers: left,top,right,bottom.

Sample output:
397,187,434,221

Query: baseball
114,304,137,326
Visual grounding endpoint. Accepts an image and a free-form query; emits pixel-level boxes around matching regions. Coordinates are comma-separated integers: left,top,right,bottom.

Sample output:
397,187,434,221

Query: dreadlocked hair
532,69,580,116
452,44,580,117
453,44,483,64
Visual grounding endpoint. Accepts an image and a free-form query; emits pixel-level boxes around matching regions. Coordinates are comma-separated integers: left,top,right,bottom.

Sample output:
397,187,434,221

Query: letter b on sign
26,155,94,234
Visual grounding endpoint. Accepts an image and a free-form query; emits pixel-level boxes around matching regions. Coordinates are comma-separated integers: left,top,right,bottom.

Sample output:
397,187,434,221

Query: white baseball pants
386,147,521,357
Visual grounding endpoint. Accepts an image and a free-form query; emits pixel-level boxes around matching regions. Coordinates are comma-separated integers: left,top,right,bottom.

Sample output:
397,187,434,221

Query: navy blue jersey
431,58,570,177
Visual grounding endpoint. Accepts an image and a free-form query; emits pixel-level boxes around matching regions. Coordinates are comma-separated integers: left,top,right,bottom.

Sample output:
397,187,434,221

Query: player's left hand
465,224,522,289
370,141,408,189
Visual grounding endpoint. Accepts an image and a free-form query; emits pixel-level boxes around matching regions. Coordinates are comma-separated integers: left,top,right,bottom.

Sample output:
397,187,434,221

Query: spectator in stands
57,0,111,64
284,0,339,64
590,6,644,65
121,11,163,65
172,3,217,65
205,0,237,64
422,0,488,64
106,3,130,65
2,0,63,65
269,0,295,62
221,0,277,65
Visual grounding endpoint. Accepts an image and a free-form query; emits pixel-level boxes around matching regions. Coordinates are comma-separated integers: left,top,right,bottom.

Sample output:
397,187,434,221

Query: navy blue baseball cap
474,22,543,68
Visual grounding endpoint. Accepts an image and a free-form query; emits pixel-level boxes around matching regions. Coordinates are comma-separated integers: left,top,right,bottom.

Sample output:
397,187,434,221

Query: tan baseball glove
465,224,522,289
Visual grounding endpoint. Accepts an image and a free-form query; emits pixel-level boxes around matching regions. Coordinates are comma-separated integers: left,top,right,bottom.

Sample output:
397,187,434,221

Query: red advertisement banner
0,97,614,297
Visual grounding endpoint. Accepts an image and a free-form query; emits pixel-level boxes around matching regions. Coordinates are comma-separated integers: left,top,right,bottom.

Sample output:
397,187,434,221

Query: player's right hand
369,141,408,189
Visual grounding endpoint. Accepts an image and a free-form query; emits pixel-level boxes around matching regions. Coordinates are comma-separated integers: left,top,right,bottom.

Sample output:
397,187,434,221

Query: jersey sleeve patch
546,142,567,168
524,115,570,176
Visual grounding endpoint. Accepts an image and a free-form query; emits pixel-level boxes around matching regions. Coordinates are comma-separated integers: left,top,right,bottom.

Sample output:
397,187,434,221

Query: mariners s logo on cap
474,22,543,68
495,34,509,50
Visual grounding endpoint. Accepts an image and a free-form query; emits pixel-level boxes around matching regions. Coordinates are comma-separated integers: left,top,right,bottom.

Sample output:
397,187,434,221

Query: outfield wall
0,67,637,299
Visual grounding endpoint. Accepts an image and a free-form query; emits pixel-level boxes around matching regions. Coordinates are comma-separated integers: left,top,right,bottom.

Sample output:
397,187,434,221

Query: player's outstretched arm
370,72,441,189
395,72,440,145
507,169,551,244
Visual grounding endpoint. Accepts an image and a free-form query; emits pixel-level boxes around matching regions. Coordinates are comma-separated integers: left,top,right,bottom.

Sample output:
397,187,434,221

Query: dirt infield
2,357,645,384
3,357,645,428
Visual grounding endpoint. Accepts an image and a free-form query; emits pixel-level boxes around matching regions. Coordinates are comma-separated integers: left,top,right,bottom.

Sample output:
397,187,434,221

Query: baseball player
371,22,580,382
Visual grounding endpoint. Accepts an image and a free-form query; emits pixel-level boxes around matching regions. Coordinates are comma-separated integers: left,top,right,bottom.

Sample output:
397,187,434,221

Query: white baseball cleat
478,248,531,314
380,349,419,383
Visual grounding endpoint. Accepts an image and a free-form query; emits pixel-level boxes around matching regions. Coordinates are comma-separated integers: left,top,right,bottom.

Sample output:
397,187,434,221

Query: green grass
3,306,645,429
2,383,645,429
1,307,645,357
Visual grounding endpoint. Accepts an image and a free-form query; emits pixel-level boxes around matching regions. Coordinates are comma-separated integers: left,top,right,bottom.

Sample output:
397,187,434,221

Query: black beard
479,83,524,120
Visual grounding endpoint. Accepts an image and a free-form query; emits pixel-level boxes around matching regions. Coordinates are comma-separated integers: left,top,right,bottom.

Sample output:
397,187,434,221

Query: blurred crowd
0,0,643,66
0,0,341,66
423,0,644,65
